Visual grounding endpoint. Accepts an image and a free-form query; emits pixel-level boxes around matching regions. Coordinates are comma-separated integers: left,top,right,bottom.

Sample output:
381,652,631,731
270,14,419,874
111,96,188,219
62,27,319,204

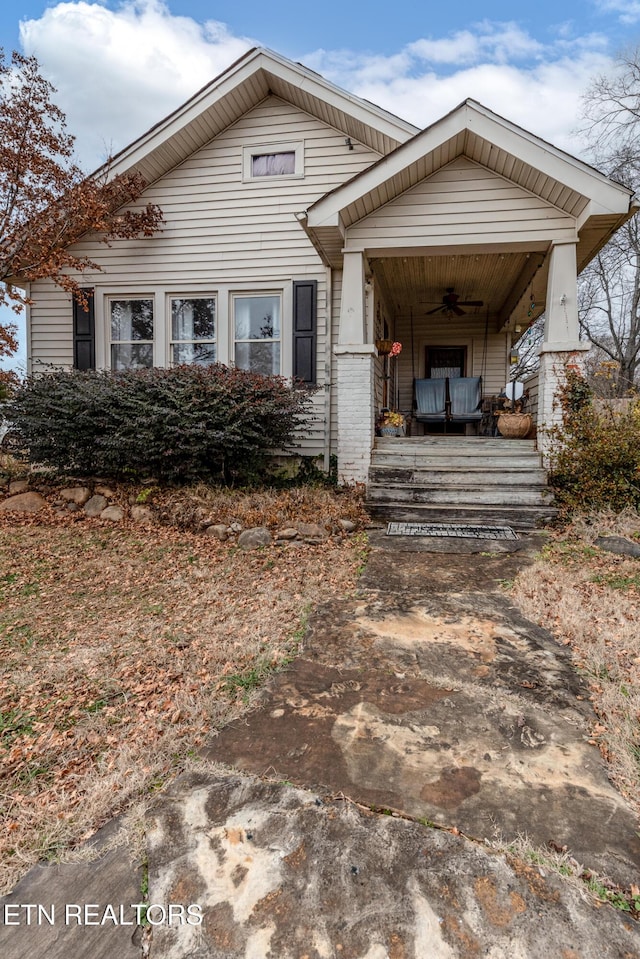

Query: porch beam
498,253,547,332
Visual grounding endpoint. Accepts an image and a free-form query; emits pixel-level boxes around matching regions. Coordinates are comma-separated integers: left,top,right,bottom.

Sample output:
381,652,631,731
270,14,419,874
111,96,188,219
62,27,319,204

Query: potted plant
496,384,532,438
378,409,405,436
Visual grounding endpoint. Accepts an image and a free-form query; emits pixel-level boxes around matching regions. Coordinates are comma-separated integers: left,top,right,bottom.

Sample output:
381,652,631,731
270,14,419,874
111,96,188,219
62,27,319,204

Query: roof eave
97,47,419,186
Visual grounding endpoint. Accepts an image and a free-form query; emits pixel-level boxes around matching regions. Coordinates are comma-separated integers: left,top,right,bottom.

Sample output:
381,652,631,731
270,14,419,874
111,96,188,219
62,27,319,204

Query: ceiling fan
424,288,484,316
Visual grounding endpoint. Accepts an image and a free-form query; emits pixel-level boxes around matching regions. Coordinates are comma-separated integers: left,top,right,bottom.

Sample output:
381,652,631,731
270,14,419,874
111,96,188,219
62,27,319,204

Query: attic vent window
252,151,295,176
243,141,304,180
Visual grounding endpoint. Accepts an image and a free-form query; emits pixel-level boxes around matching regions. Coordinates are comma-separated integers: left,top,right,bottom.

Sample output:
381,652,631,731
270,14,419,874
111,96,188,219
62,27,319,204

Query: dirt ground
0,485,368,895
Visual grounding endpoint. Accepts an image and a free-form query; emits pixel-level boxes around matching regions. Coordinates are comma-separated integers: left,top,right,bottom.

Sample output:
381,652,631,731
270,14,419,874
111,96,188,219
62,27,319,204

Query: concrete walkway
2,530,639,958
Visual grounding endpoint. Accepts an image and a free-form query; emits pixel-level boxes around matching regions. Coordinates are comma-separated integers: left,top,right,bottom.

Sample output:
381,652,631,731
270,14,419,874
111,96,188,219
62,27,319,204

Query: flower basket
375,339,394,355
497,412,532,439
380,425,401,436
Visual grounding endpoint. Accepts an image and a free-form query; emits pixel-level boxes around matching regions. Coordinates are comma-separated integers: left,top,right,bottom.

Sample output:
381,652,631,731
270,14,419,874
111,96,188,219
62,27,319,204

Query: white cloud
306,26,614,158
407,22,544,66
16,4,615,168
595,0,640,25
20,0,253,169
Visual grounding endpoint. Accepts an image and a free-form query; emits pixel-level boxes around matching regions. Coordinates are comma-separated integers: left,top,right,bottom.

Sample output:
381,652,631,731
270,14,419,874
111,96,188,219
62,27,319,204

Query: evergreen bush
548,368,640,512
10,365,314,484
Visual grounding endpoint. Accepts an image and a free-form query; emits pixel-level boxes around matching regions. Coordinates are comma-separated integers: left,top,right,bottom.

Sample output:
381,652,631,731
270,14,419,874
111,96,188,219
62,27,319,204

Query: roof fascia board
466,107,633,214
103,52,267,178
261,54,418,144
307,101,634,226
306,108,469,226
104,48,417,181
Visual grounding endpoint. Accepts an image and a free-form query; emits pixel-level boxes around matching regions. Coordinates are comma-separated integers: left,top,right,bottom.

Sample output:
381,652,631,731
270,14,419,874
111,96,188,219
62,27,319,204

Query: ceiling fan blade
425,305,443,315
452,305,466,316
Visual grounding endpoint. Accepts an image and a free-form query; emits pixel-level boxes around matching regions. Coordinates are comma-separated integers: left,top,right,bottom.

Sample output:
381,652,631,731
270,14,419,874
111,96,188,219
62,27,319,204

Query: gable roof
105,47,419,186
302,98,637,270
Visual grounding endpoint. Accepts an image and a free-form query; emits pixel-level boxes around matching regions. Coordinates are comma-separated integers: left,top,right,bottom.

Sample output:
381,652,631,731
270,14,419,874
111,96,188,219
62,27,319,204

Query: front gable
303,100,635,269
346,156,577,251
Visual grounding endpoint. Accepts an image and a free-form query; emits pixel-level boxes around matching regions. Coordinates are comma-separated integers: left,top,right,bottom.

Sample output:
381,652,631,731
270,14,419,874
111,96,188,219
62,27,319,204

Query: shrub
548,369,640,512
10,365,315,484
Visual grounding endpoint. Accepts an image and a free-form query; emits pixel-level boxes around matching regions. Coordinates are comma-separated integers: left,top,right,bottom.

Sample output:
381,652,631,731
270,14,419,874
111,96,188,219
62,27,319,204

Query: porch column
336,251,376,484
537,241,589,462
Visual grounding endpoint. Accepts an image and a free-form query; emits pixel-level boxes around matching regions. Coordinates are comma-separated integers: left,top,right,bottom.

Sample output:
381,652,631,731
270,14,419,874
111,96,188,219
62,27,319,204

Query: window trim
231,291,283,376
242,141,304,182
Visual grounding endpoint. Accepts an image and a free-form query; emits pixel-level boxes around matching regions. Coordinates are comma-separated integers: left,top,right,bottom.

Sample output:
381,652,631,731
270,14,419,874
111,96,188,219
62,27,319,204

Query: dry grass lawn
512,511,640,817
3,474,638,913
0,485,368,895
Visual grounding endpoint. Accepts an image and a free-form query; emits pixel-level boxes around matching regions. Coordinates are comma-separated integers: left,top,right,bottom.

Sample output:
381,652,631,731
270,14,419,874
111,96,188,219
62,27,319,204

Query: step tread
366,503,557,530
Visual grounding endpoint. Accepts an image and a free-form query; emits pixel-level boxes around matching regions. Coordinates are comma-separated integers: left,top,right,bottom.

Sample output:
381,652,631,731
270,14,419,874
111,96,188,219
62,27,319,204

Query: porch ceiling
370,251,548,330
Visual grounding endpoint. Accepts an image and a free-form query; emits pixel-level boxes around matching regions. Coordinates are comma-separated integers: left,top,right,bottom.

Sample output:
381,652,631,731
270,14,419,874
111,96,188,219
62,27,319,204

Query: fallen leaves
0,488,365,894
512,524,640,816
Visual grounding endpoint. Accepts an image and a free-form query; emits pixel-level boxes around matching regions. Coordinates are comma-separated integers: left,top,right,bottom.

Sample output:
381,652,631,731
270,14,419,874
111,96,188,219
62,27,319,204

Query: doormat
386,522,518,540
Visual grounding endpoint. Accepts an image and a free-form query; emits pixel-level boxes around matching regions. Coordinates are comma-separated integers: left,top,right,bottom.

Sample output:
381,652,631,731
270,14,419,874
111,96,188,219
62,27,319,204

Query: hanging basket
375,339,394,355
497,412,532,439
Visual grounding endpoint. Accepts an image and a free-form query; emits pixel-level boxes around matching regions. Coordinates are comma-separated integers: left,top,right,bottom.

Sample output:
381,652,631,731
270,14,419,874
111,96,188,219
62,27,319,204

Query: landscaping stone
228,522,243,534
84,494,108,517
275,527,299,540
94,485,116,498
59,486,91,505
0,491,46,513
338,518,357,533
130,505,153,524
237,527,272,550
205,524,229,541
595,535,640,558
100,505,125,522
8,479,30,495
296,521,328,543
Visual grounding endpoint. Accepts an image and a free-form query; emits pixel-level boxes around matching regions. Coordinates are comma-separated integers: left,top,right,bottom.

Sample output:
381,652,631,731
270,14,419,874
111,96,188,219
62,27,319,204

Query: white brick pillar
336,251,376,483
537,241,588,463
335,345,376,484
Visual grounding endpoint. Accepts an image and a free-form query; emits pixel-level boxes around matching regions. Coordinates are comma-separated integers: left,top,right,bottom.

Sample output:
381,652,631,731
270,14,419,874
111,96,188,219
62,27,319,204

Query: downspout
25,284,32,375
323,265,332,473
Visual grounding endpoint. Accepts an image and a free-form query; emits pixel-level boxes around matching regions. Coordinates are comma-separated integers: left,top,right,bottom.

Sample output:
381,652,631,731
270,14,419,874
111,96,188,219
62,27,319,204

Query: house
23,47,637,493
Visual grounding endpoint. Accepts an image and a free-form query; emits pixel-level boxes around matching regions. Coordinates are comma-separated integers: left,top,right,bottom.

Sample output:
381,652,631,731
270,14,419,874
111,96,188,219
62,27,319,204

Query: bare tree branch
578,49,640,396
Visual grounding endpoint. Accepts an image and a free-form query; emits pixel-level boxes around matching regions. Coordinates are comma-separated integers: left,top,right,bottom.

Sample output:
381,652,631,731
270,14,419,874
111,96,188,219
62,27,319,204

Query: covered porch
301,99,636,486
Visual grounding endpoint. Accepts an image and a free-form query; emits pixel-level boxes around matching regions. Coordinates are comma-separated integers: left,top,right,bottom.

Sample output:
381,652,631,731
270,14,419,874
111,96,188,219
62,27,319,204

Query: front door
425,346,466,379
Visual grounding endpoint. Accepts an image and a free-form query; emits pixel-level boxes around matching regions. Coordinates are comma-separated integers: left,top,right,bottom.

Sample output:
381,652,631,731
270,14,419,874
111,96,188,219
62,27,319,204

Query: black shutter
73,289,95,370
292,280,317,386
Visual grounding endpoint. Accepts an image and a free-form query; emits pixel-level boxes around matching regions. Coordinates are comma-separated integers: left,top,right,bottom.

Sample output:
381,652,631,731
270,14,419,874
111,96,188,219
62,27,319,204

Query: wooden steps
365,436,556,530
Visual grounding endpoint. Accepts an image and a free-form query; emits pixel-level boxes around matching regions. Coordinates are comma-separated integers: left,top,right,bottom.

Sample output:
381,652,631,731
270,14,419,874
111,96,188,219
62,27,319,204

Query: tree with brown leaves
0,49,163,376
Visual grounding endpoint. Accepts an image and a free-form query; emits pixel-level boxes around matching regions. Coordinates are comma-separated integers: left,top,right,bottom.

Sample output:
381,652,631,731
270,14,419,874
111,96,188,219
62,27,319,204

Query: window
252,152,295,177
170,297,216,365
110,298,154,369
233,294,281,375
242,142,303,180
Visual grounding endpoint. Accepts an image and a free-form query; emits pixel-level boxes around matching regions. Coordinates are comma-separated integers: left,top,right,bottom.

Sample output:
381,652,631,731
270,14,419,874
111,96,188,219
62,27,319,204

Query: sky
1,0,638,371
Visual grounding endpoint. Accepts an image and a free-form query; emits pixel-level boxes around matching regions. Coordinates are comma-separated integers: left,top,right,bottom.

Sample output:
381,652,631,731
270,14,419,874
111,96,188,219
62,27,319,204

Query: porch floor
366,435,557,530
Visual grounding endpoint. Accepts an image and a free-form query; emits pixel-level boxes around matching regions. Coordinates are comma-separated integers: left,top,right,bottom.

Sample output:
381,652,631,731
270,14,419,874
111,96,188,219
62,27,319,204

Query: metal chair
414,378,447,424
448,376,483,424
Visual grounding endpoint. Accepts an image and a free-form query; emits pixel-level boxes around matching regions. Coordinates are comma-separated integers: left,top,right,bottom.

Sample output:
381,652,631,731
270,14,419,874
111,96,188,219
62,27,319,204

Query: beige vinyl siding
347,157,577,250
392,312,509,414
28,97,382,457
329,269,342,454
28,280,75,369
